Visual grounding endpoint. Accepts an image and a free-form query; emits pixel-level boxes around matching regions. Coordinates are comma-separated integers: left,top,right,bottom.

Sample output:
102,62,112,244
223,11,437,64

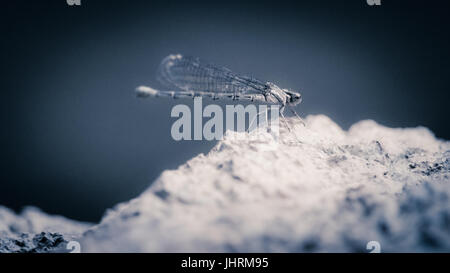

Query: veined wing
157,54,267,95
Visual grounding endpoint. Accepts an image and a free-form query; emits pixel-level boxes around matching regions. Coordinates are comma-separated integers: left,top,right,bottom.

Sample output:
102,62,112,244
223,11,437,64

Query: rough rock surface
0,206,91,253
80,115,450,252
1,115,449,252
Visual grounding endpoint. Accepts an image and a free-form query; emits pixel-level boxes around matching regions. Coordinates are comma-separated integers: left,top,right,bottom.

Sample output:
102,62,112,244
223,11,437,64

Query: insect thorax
264,82,289,106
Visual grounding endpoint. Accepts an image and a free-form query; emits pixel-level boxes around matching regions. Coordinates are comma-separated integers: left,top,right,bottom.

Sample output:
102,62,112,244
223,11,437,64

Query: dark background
1,0,449,222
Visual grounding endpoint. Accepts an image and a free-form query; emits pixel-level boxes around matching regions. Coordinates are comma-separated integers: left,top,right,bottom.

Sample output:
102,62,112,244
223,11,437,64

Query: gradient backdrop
1,0,449,221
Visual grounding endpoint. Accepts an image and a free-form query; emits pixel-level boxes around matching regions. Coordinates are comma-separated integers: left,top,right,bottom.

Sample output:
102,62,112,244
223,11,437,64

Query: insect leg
280,108,303,143
279,109,292,132
289,106,306,127
247,106,268,133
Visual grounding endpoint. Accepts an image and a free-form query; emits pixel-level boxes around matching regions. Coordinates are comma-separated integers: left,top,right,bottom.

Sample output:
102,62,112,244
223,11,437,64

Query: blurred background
0,0,449,222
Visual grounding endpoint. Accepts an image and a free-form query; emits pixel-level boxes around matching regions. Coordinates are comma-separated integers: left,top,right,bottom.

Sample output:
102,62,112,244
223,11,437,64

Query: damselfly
136,54,305,130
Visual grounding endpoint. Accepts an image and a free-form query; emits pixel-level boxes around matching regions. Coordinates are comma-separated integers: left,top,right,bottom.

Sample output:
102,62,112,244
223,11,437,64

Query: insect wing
157,54,267,95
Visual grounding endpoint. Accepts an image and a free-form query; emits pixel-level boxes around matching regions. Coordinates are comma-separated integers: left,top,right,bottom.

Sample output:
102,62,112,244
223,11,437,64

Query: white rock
0,206,92,252
78,115,450,252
